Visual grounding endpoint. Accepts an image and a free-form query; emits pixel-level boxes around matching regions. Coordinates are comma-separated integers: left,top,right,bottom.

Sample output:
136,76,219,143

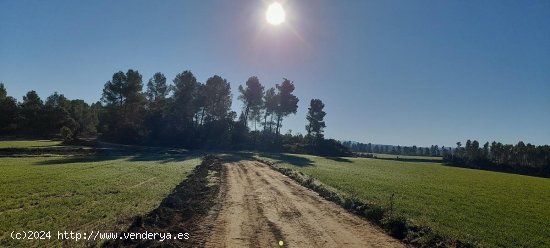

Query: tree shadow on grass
229,151,351,166
376,157,441,164
34,150,203,166
34,155,118,165
126,150,203,164
322,156,352,163
258,152,315,167
215,151,256,162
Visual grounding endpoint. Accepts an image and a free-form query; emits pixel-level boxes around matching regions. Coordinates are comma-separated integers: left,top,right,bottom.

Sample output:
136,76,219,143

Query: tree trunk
275,115,282,135
263,112,268,131
200,108,205,126
244,106,249,127
269,114,274,133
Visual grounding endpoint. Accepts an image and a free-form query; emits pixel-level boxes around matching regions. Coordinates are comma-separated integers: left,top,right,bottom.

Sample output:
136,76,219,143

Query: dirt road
205,160,404,248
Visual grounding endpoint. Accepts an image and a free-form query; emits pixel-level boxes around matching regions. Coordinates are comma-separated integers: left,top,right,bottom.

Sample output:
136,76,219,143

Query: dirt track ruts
204,160,404,248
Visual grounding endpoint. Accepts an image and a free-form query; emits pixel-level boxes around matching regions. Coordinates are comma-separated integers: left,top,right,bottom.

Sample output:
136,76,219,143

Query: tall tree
262,87,277,132
102,71,127,108
203,75,232,121
305,99,326,140
123,69,146,124
170,70,199,125
249,104,263,131
274,79,299,135
238,76,264,127
101,70,146,142
197,75,233,148
0,83,6,99
20,90,44,133
483,142,490,159
145,72,169,143
146,72,169,110
43,92,71,134
0,83,19,134
102,69,145,115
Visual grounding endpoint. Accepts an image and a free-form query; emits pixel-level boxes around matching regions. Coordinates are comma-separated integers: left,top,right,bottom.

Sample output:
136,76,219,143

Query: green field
0,140,61,149
371,153,442,161
0,154,200,247
257,153,550,247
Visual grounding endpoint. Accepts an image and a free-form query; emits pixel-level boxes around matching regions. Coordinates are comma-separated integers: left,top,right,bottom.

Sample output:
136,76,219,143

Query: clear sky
1,0,549,147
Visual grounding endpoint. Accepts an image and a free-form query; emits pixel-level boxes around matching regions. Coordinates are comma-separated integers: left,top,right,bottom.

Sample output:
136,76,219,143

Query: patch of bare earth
205,160,404,248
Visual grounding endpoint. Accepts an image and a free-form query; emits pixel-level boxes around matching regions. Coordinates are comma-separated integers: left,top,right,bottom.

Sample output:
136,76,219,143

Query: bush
60,126,73,142
342,195,361,210
316,139,351,157
382,214,408,239
364,205,386,224
304,177,315,187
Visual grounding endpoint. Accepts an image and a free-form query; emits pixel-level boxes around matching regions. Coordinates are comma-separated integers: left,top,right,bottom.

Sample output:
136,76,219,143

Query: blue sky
1,0,549,147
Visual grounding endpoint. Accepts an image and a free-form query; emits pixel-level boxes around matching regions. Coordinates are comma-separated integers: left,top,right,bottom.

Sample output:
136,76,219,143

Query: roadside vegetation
0,154,200,247
257,153,550,248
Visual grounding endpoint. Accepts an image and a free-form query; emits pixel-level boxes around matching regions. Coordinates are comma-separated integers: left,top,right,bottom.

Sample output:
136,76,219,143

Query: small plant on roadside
342,195,361,210
382,214,408,239
304,177,315,187
364,205,386,224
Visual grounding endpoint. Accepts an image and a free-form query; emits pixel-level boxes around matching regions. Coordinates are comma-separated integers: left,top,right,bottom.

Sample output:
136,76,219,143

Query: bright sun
266,2,286,25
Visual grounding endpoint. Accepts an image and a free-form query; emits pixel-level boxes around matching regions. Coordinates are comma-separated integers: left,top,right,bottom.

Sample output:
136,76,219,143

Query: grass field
0,140,61,149
371,153,442,161
0,154,200,247
257,153,550,247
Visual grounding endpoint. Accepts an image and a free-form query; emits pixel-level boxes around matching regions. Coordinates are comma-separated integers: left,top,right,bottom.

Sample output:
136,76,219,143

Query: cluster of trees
99,69,347,155
0,83,99,140
342,141,449,157
445,140,550,177
98,70,306,149
0,70,348,156
344,138,550,176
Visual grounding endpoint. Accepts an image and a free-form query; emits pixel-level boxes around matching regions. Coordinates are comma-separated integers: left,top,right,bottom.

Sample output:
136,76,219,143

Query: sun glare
266,2,285,25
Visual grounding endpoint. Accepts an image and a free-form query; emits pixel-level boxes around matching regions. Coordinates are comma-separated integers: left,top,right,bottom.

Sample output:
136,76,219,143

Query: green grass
0,155,200,247
371,153,442,161
0,140,62,148
257,153,550,248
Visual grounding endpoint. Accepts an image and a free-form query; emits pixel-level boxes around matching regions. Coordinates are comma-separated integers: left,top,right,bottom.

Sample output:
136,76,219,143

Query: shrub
316,139,351,157
60,126,73,142
364,205,386,224
382,214,408,239
342,195,361,210
304,177,315,187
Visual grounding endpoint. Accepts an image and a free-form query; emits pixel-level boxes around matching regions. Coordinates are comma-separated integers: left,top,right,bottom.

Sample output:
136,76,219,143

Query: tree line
445,140,550,177
0,70,348,156
0,84,99,139
342,141,450,157
342,139,550,177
